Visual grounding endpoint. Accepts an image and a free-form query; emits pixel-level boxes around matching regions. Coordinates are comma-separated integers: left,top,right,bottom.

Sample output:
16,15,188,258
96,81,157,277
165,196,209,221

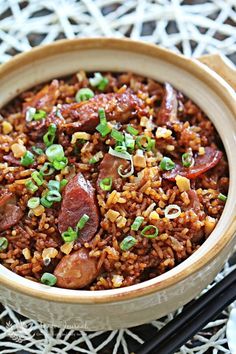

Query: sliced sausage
163,147,223,181
23,79,59,113
53,248,99,289
58,172,99,243
0,191,23,231
157,82,178,125
97,153,129,192
60,91,146,133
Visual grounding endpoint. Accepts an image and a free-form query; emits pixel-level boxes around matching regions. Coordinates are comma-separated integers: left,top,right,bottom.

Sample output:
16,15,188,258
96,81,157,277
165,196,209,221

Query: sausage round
53,248,98,289
58,172,99,243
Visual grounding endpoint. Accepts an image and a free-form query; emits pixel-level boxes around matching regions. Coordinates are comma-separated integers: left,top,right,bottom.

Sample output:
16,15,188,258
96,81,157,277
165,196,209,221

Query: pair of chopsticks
136,268,236,354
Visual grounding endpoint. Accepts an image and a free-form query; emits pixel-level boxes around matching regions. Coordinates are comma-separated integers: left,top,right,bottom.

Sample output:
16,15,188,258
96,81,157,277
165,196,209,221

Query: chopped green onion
89,151,103,164
126,125,139,136
164,204,181,219
41,273,57,286
108,147,130,160
141,225,159,239
31,171,44,186
0,237,8,251
89,72,109,91
21,151,35,167
111,129,124,142
52,156,68,170
46,190,62,202
182,152,193,167
60,179,68,189
32,146,44,155
115,144,127,153
100,177,112,191
39,162,55,176
125,133,135,150
120,236,137,251
96,108,111,137
25,180,38,193
218,193,227,202
150,139,156,150
27,197,40,209
76,214,90,231
48,180,60,191
43,124,57,147
46,144,64,162
33,110,46,121
75,88,94,102
62,227,78,242
131,216,144,231
160,157,175,171
25,107,36,122
136,135,152,151
40,197,53,208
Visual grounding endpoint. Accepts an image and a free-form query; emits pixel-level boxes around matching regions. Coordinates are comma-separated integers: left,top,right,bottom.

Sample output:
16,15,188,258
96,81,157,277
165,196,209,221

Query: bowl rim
0,37,236,304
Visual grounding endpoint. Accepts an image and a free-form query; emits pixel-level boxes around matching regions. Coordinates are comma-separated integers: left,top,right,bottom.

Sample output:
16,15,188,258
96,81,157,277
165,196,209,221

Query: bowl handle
198,54,236,91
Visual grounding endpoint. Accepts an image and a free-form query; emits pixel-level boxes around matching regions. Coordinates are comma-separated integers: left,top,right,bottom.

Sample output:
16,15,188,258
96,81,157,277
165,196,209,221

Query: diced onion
108,147,134,178
164,204,181,219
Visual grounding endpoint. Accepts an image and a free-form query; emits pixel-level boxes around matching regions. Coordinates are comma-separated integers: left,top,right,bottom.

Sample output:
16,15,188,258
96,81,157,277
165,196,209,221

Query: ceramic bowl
0,38,236,331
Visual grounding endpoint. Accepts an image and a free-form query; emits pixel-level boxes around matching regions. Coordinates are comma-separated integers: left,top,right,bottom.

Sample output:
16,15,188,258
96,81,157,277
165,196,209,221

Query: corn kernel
175,175,191,192
156,127,172,139
116,216,127,228
22,248,31,260
11,143,26,158
106,209,120,222
199,147,205,155
33,205,45,216
149,211,160,220
2,121,13,134
42,247,58,260
60,241,74,255
205,216,216,236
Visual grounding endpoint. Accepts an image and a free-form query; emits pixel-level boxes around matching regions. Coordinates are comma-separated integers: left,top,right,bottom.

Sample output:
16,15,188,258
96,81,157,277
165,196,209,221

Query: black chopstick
136,268,236,354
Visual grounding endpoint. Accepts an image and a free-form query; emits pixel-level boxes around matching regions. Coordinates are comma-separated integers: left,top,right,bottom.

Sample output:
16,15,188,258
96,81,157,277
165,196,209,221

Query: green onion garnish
39,162,55,176
27,197,40,209
46,144,64,162
48,180,60,191
21,151,35,167
25,180,38,193
160,157,175,171
32,146,44,155
75,88,94,102
115,144,127,153
62,227,78,243
31,171,44,186
33,110,46,121
43,124,57,147
126,125,139,136
182,152,193,167
25,107,36,122
41,273,57,286
89,151,103,164
141,225,159,239
40,197,53,208
125,133,135,150
89,72,109,91
99,177,112,191
96,108,111,137
218,193,227,202
136,135,152,151
111,129,124,142
60,179,68,189
52,156,68,170
131,216,144,231
120,236,137,251
76,214,90,232
0,237,8,251
46,190,62,202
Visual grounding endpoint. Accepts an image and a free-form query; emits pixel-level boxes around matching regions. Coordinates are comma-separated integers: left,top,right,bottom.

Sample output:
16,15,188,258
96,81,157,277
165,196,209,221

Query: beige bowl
0,38,236,331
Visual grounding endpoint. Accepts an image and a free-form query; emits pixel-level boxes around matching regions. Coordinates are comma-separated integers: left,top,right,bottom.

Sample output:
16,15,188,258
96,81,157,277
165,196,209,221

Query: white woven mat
0,1,236,353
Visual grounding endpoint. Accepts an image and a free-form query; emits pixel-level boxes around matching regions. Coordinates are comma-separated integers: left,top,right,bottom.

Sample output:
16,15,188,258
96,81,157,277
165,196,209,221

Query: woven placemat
0,1,235,353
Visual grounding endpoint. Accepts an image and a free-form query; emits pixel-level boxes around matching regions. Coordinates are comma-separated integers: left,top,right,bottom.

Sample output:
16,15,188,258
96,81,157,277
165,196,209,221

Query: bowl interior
0,39,236,302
